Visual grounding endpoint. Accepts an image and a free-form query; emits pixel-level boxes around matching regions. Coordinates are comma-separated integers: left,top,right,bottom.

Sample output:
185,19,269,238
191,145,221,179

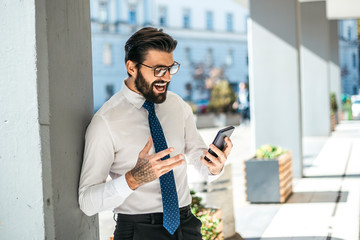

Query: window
347,26,352,40
206,11,214,30
103,44,112,65
99,0,108,23
353,86,358,95
101,24,110,32
105,84,115,101
338,21,344,39
183,9,191,29
159,6,167,27
245,15,249,32
184,47,192,66
206,48,213,67
226,13,233,32
226,49,233,66
129,6,137,25
353,53,357,68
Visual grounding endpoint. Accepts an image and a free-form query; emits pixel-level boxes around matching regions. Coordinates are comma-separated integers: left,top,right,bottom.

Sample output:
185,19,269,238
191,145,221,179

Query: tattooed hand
125,137,185,190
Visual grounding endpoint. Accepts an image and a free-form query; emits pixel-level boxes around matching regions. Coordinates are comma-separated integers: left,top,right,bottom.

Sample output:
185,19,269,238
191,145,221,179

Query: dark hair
124,27,178,76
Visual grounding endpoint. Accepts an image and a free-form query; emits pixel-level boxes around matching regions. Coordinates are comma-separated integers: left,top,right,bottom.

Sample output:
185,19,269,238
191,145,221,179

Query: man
79,27,233,240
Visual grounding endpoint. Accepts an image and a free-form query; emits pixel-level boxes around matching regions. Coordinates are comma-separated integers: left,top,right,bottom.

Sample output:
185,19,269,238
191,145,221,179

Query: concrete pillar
0,0,97,239
329,20,342,112
248,0,303,178
300,1,331,136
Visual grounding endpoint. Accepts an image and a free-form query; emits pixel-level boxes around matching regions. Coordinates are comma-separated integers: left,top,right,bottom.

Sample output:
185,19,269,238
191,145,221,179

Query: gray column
300,1,331,136
248,0,303,178
0,0,97,239
329,20,342,112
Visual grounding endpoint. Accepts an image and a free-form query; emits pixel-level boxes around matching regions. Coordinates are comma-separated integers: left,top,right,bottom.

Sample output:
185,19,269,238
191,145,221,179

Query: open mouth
153,82,167,93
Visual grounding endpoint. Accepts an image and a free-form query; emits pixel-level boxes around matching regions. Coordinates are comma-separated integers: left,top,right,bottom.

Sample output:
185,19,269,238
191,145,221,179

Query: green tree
208,80,236,113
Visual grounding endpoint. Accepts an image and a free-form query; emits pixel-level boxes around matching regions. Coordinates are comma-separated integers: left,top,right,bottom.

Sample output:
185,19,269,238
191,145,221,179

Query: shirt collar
120,80,146,109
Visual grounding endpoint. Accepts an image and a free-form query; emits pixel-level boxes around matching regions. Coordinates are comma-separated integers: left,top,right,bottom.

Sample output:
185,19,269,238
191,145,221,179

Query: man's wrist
125,171,139,190
209,168,221,175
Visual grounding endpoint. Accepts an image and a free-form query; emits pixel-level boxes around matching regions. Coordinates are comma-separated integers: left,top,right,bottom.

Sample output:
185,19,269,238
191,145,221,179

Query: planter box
331,113,336,131
244,152,293,203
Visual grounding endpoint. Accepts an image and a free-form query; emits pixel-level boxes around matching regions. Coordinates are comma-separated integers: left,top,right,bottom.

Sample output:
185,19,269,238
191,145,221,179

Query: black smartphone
204,126,235,162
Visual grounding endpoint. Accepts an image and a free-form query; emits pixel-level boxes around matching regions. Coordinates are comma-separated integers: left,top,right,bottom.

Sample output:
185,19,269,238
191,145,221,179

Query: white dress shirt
78,81,221,216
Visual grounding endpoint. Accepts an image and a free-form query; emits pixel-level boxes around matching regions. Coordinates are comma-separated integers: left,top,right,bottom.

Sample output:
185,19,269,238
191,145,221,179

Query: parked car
352,100,360,120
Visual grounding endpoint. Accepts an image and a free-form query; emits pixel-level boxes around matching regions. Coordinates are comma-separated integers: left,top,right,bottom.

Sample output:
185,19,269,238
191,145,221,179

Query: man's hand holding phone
201,126,234,175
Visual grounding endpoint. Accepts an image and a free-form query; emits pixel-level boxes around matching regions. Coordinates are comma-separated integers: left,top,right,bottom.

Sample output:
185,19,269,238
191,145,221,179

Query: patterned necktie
143,100,180,235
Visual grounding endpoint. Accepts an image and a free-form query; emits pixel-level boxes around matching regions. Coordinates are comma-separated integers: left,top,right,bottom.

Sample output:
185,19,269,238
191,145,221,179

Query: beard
135,70,170,104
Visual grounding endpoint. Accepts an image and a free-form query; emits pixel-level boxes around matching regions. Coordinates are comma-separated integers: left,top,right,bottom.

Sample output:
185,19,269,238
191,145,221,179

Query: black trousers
113,205,202,240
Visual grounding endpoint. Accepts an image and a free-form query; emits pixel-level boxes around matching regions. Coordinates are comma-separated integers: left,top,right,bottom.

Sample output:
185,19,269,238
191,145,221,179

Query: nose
161,69,172,81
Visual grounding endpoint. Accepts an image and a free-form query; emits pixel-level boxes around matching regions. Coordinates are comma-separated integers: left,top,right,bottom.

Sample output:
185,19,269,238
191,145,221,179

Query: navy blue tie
143,100,180,235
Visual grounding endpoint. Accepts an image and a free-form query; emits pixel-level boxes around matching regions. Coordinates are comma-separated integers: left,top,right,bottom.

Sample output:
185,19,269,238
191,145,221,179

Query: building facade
90,0,249,111
338,19,360,96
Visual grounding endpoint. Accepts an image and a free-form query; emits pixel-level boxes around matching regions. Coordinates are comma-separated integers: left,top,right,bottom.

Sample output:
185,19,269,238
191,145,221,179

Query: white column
300,1,331,136
248,0,303,178
0,0,97,239
327,0,360,19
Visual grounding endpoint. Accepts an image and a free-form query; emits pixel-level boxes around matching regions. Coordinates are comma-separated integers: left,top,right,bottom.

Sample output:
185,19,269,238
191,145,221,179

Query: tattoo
130,157,157,186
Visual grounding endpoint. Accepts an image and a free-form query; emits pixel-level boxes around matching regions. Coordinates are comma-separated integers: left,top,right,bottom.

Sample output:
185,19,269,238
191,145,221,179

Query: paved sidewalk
235,121,360,240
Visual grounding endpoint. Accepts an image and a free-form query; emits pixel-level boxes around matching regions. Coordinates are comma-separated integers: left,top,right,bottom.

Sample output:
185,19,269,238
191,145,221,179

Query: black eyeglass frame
137,61,180,77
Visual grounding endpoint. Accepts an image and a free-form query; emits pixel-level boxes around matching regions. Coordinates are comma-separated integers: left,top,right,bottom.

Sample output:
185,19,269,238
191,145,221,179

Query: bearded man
78,27,233,240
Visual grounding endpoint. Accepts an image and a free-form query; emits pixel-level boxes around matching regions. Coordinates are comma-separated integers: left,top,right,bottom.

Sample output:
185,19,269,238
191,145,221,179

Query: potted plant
330,92,338,131
244,145,293,203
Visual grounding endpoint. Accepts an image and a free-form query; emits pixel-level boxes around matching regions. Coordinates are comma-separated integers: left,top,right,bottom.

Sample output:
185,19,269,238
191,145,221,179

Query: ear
126,60,137,78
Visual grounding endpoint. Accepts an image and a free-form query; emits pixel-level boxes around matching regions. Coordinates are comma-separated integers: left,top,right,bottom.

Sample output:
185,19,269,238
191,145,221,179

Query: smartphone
204,126,235,162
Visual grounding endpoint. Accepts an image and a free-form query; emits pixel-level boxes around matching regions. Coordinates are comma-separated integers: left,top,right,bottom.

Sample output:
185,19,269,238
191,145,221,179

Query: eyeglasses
137,61,180,77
